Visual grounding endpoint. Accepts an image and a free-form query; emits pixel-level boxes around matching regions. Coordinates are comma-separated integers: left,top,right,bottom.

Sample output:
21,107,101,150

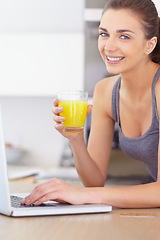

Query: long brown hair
102,0,160,64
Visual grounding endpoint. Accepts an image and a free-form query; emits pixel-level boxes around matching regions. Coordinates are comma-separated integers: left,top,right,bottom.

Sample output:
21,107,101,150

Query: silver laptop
0,105,112,217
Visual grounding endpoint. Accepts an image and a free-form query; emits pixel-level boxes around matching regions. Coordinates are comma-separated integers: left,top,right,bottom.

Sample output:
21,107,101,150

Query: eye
120,35,130,40
99,32,109,37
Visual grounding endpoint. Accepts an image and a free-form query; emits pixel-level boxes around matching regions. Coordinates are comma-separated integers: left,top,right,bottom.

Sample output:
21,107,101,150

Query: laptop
0,105,112,217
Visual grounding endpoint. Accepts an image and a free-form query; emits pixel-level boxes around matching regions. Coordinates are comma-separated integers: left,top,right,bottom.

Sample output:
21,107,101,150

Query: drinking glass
58,90,88,133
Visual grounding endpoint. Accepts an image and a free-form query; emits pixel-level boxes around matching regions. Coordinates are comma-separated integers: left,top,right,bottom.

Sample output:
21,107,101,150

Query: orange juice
58,100,87,133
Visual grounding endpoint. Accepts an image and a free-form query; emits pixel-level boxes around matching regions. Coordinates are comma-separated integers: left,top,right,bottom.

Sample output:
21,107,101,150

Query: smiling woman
98,1,159,75
102,0,160,64
21,0,160,209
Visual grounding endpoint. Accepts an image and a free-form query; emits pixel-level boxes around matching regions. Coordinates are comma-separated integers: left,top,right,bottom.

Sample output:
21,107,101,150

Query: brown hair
102,0,160,64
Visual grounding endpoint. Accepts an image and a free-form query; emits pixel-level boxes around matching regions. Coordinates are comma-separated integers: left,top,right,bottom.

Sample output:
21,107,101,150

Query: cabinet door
0,33,84,96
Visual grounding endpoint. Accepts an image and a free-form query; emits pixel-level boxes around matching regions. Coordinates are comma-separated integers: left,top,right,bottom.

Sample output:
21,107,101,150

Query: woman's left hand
21,178,90,206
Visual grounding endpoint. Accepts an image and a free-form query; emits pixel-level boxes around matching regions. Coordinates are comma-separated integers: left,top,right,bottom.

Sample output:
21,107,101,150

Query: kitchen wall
153,0,160,13
0,96,64,166
0,0,159,167
0,33,84,96
85,0,160,12
0,0,85,166
0,0,84,32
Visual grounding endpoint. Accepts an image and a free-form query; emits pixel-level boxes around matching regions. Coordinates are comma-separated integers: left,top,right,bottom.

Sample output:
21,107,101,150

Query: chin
106,65,121,75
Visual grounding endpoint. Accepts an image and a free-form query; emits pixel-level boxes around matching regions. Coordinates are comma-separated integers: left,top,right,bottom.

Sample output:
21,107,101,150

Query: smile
106,55,124,63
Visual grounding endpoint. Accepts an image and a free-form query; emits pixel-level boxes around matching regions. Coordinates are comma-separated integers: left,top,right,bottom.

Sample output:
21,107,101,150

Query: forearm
69,134,105,187
87,181,160,208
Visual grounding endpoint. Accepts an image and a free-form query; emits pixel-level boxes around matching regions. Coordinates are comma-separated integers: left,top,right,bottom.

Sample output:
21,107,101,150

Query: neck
120,61,159,101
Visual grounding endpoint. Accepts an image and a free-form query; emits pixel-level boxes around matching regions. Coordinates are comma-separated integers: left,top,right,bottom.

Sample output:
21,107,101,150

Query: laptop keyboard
10,195,57,208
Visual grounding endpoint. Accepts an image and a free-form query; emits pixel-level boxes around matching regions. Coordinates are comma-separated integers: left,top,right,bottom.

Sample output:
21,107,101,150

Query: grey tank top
112,67,160,181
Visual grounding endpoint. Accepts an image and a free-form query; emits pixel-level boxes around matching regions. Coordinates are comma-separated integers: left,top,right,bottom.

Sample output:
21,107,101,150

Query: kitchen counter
1,180,159,240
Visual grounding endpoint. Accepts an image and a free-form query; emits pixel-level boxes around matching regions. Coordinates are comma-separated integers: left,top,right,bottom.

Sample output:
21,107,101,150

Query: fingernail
26,200,30,205
58,107,63,111
55,124,63,129
60,117,65,121
21,198,25,204
33,201,39,205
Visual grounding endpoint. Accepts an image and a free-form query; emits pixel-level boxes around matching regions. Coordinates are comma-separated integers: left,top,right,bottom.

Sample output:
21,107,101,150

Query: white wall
0,0,84,32
0,33,84,96
1,96,65,166
0,0,85,167
0,0,85,96
1,0,159,167
152,0,160,15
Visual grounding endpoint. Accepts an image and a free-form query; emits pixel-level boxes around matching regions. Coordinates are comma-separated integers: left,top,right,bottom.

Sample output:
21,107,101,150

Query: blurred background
0,0,85,167
0,0,159,183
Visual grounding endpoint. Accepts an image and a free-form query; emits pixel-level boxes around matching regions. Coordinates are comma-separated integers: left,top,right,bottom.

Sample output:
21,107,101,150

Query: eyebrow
99,27,135,34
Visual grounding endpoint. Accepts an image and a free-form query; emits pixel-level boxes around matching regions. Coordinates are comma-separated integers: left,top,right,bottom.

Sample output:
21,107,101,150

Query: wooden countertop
0,181,160,240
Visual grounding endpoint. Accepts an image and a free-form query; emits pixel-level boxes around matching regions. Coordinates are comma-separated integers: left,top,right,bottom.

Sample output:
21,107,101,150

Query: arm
90,73,160,208
21,173,160,208
86,73,160,208
85,181,160,208
22,75,160,208
87,131,160,209
69,79,115,187
22,91,160,208
70,132,160,208
89,73,160,208
53,77,116,187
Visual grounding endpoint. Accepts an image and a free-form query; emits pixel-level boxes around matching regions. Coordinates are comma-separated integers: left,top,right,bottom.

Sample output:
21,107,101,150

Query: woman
22,0,160,208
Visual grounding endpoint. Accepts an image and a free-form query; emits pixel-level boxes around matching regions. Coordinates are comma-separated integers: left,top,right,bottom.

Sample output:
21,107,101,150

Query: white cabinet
0,33,84,96
84,0,160,21
153,0,160,15
0,0,85,96
0,0,84,32
84,8,103,21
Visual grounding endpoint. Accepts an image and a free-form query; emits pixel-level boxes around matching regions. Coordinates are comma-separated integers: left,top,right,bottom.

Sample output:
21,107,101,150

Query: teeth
107,56,123,61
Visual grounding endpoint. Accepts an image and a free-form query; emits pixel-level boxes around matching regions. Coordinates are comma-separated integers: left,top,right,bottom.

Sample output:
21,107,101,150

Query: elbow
82,178,106,187
154,181,160,207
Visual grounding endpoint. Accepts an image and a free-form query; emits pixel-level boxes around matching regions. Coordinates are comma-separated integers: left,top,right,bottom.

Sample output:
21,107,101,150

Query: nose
104,38,117,52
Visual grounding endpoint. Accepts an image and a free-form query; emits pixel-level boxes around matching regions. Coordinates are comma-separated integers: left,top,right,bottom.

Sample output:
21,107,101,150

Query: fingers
52,106,63,115
54,123,64,132
52,99,65,128
53,98,59,107
31,192,59,206
21,178,87,206
21,180,53,205
52,100,92,136
52,98,63,114
53,115,65,123
87,104,93,116
21,178,61,206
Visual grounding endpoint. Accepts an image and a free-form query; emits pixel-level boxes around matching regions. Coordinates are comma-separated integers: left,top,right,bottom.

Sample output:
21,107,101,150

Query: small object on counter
9,175,37,183
5,142,13,148
5,142,27,164
120,212,156,217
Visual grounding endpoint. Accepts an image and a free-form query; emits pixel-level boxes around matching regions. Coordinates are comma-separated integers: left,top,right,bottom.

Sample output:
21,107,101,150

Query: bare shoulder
93,74,120,118
94,74,119,94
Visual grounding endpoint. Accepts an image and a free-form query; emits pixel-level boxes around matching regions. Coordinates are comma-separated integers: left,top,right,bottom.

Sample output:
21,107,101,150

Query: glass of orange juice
58,90,88,133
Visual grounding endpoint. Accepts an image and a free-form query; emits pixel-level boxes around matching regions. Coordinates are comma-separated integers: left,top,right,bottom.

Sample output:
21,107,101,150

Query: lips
106,55,125,63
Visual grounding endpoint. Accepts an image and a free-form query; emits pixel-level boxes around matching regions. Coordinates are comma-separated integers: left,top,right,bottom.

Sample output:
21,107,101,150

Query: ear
145,36,157,55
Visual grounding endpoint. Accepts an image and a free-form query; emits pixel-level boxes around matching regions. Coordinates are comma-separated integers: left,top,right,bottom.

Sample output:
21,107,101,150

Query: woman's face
98,9,150,75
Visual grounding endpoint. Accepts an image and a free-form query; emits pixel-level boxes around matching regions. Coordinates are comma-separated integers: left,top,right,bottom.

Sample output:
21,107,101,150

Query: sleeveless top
112,67,160,181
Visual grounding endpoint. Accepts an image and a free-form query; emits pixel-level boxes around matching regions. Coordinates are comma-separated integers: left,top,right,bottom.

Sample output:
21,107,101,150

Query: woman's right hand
52,99,92,140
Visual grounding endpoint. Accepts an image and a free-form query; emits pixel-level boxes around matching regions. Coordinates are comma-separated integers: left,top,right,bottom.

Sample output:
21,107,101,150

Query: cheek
128,46,145,59
125,41,146,56
98,39,104,53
